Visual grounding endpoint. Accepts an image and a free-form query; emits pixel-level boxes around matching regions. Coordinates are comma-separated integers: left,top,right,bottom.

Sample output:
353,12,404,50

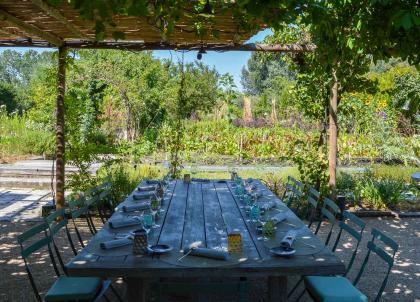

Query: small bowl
269,246,296,257
148,244,173,254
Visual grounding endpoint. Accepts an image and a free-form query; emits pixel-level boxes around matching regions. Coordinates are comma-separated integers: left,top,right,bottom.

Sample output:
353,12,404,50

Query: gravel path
1,217,418,302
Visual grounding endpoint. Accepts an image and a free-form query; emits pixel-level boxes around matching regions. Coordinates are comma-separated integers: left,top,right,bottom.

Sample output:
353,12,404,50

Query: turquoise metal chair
17,222,111,302
45,209,124,302
68,205,90,248
281,175,296,203
289,210,366,299
303,228,398,302
314,197,340,245
306,187,320,229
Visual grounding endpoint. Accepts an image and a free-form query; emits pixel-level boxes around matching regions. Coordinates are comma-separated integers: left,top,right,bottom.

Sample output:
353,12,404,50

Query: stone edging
349,209,420,218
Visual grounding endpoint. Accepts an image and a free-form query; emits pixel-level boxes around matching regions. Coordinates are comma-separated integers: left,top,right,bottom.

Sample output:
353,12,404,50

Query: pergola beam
66,41,316,52
0,39,316,52
30,0,91,40
0,9,63,46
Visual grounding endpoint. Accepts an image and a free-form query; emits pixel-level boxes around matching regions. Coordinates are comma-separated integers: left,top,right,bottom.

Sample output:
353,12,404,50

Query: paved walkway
0,188,51,222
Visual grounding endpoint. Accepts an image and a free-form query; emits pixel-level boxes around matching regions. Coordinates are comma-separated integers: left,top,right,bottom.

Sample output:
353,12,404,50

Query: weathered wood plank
213,181,260,260
157,181,189,249
226,181,271,259
148,180,177,246
202,182,227,249
182,182,206,249
66,179,345,280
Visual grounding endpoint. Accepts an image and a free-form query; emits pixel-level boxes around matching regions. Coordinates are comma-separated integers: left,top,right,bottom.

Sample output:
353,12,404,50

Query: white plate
269,246,296,257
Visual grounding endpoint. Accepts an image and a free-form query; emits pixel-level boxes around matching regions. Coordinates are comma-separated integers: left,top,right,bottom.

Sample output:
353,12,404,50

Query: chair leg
288,277,303,298
110,284,124,302
293,289,306,302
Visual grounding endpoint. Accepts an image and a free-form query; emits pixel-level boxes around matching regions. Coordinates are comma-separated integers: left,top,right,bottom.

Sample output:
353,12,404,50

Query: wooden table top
66,179,345,278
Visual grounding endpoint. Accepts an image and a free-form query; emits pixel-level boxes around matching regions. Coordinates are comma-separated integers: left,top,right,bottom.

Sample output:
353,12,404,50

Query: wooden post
328,67,338,199
55,46,66,209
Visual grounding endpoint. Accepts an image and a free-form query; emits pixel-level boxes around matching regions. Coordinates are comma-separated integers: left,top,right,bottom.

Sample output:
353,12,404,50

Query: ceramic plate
269,246,296,257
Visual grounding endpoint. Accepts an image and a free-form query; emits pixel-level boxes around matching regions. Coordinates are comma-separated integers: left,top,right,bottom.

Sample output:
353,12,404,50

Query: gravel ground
0,217,418,302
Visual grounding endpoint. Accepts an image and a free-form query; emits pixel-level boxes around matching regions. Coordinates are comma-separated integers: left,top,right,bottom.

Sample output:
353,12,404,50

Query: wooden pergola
0,1,330,208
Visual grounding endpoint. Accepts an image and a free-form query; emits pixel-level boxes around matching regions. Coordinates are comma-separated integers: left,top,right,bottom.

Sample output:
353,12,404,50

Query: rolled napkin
100,237,132,250
137,185,156,192
187,247,228,260
108,217,141,229
122,203,150,212
133,191,155,200
271,213,287,225
280,229,298,249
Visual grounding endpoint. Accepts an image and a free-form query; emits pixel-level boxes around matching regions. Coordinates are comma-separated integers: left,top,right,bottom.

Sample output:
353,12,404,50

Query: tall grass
0,110,54,161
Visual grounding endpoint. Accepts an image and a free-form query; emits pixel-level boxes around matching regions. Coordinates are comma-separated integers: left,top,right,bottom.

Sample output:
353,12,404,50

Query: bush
356,170,406,210
0,109,54,160
97,161,163,208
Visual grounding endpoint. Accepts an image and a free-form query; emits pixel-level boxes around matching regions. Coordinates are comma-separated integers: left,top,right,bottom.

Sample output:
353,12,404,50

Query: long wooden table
66,179,345,301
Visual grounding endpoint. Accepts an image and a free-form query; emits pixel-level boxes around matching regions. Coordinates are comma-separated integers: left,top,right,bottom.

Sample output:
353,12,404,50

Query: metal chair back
315,197,340,245
44,208,77,273
353,228,399,302
332,211,366,275
306,187,320,228
17,223,60,302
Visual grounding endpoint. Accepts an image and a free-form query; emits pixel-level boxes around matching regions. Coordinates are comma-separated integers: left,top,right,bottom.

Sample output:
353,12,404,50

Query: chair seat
304,276,368,302
44,276,102,302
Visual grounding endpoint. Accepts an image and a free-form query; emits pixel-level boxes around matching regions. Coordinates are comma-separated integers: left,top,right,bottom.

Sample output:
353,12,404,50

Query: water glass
235,184,245,196
243,193,252,206
250,204,260,222
150,198,161,228
143,213,153,234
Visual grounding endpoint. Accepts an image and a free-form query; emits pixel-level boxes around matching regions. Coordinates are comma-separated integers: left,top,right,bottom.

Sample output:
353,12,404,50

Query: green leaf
347,37,355,49
356,19,362,31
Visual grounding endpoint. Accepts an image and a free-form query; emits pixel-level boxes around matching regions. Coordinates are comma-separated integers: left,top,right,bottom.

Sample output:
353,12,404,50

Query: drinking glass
257,217,268,241
250,204,260,223
143,213,153,234
150,198,161,228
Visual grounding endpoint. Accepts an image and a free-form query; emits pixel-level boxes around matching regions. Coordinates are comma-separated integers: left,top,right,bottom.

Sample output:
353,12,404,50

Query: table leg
268,276,287,302
125,277,145,302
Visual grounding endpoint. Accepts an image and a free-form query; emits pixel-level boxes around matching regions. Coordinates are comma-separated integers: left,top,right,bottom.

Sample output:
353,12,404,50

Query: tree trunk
121,91,134,141
328,68,338,199
55,47,66,209
270,97,278,124
243,96,253,123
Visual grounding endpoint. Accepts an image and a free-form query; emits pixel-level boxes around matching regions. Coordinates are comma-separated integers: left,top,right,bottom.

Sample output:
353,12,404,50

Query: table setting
229,175,324,257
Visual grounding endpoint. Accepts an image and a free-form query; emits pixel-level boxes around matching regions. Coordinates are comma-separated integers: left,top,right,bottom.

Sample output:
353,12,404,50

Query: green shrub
356,172,406,210
0,109,54,160
97,161,163,208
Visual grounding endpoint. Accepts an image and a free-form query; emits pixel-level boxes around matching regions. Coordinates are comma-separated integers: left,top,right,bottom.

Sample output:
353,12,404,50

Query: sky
152,28,272,89
0,28,271,90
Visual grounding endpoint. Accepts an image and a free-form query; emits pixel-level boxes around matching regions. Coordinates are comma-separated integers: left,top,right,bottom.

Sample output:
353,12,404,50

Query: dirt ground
1,217,419,302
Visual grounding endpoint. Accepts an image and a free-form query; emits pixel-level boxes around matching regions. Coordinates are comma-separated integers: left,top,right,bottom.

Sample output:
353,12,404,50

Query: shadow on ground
0,217,418,301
